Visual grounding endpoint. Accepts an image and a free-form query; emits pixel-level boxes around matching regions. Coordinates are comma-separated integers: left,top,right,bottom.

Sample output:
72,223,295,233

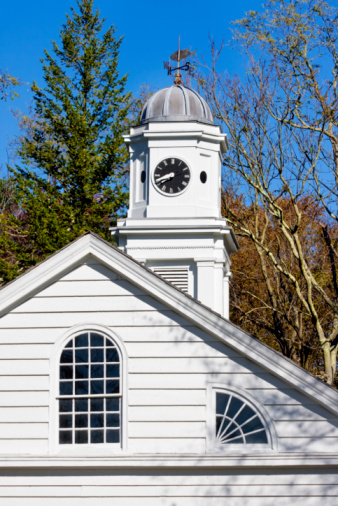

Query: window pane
106,364,119,378
227,397,244,419
91,413,104,428
91,364,104,378
91,380,104,394
65,340,73,348
107,430,120,443
75,430,88,444
75,414,88,428
242,416,264,433
235,405,256,426
91,398,104,412
60,381,73,396
60,414,72,428
106,380,119,394
106,339,115,347
91,349,103,363
75,334,88,347
59,399,72,412
91,333,104,347
216,393,230,415
106,398,119,412
60,366,73,380
75,398,88,412
106,413,119,427
75,365,88,379
75,381,88,395
59,431,72,444
91,430,104,443
106,348,119,363
246,431,268,444
215,415,223,436
60,350,73,363
75,349,88,363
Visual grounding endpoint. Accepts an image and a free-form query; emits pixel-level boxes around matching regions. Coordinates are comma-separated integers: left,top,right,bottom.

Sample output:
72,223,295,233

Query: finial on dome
163,36,196,86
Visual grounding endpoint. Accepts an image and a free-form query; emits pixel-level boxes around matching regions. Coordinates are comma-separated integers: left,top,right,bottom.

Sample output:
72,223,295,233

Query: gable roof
1,231,338,415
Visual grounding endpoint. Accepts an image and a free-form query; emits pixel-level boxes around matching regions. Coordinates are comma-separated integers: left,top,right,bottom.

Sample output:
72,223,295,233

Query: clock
153,157,191,195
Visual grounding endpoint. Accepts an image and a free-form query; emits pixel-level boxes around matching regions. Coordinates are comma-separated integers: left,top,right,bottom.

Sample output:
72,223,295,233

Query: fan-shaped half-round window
215,391,268,445
58,331,121,446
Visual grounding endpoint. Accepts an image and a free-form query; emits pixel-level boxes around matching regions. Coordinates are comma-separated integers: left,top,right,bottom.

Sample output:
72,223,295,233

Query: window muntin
215,391,268,445
58,331,121,445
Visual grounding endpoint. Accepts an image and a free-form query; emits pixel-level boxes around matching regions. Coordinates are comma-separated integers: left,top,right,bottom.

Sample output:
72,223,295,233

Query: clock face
153,158,191,195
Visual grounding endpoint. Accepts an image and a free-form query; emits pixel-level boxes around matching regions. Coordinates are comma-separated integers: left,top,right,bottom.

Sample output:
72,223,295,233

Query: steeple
112,80,238,318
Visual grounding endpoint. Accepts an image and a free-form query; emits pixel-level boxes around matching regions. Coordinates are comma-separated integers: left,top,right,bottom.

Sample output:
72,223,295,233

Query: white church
0,83,337,504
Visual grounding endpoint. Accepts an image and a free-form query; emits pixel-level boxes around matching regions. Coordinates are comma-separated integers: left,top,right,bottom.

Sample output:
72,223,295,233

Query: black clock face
153,158,191,195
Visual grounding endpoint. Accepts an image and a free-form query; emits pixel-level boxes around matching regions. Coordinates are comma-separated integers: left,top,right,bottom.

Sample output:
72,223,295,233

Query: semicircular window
58,331,121,446
216,391,268,444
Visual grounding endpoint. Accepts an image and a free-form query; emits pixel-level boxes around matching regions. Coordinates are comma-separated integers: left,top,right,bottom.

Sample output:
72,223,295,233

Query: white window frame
50,323,128,455
206,384,278,454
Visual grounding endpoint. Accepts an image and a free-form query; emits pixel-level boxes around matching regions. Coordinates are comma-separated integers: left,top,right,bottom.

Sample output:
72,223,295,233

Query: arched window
208,386,276,451
58,331,121,446
215,391,267,444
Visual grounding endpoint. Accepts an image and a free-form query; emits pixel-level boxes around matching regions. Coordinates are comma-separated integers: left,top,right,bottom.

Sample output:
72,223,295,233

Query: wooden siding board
0,471,337,486
38,280,146,297
0,376,49,391
0,407,48,423
129,389,206,406
0,361,49,376
11,295,167,313
0,498,335,506
0,391,49,406
0,311,187,328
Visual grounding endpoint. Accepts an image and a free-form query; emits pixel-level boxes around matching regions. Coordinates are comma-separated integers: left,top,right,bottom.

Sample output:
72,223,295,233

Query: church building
0,83,337,504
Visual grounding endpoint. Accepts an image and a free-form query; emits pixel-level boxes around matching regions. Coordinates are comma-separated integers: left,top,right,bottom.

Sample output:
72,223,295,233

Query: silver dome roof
140,85,214,125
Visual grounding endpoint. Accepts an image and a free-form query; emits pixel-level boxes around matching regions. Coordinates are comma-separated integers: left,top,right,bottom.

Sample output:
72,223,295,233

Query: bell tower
112,84,238,318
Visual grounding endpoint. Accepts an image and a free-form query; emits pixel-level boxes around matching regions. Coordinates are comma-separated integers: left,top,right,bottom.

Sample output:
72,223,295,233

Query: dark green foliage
6,0,130,281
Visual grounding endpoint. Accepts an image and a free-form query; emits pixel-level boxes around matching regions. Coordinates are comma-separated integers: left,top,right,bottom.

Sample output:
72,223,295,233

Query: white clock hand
155,172,175,184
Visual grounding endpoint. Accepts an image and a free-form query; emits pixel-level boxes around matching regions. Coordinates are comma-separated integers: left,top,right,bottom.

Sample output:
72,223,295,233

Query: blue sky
0,0,264,169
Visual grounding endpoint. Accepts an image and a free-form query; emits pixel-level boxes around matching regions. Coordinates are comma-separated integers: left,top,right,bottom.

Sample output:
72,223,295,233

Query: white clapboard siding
268,404,338,421
129,406,206,422
0,376,49,391
0,407,48,423
38,280,145,297
129,389,206,406
0,360,49,376
128,438,206,454
60,264,120,281
0,391,49,406
129,421,205,438
278,437,338,452
0,439,48,454
0,423,48,438
118,325,220,343
1,311,187,328
276,420,338,437
128,372,290,390
1,483,336,498
128,357,264,374
125,341,241,358
0,472,337,486
0,344,52,360
11,295,167,313
0,497,334,506
0,328,63,344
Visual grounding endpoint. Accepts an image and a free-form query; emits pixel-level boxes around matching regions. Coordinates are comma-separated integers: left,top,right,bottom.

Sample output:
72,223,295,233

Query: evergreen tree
10,0,130,270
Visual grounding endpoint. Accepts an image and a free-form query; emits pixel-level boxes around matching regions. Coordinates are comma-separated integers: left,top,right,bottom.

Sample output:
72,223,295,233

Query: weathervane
163,36,196,85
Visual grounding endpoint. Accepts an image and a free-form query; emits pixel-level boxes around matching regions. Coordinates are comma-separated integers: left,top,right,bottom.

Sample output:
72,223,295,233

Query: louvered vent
152,267,189,293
